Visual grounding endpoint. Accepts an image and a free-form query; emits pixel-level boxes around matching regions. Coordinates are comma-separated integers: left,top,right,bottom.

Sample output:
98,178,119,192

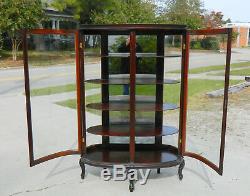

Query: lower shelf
82,144,182,169
86,102,178,111
87,124,178,136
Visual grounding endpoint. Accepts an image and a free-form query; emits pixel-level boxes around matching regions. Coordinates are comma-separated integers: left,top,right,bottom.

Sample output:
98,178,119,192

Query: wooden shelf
82,144,183,168
109,95,155,102
84,52,181,58
87,124,178,136
85,78,179,85
110,118,155,124
86,102,178,111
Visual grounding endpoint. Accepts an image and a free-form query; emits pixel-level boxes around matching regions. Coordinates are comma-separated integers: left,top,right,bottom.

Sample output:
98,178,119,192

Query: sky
203,0,250,22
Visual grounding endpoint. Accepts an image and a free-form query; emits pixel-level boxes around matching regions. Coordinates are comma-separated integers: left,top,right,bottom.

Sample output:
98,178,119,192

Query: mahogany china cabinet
23,24,232,192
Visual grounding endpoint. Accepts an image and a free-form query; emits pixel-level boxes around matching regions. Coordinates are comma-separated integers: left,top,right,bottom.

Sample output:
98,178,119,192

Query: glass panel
186,34,230,165
108,35,131,144
163,34,182,147
84,35,101,77
27,33,78,159
83,34,102,146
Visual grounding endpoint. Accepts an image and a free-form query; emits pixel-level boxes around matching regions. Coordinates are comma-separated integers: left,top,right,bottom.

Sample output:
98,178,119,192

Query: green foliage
211,68,250,76
202,11,232,28
52,0,115,24
170,61,250,74
165,35,182,47
190,37,219,50
137,35,157,73
232,31,239,42
202,11,223,28
200,37,219,50
108,35,157,74
0,0,45,60
0,31,3,53
30,83,99,96
91,0,157,24
190,40,202,49
160,0,204,29
56,79,242,112
0,0,45,34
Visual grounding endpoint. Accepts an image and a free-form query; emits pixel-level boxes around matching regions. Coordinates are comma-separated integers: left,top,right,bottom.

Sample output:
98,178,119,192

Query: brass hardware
183,44,186,50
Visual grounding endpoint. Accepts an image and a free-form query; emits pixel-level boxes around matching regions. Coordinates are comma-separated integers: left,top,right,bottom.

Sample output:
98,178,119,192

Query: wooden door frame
178,28,233,175
23,29,84,166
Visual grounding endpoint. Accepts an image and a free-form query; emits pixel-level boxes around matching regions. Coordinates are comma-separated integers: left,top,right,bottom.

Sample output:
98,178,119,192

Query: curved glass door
23,29,83,166
180,28,233,175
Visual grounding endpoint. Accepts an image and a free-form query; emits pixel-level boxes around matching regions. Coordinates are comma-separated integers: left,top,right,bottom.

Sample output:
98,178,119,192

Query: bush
109,35,157,74
0,36,3,52
201,37,219,50
165,35,181,48
190,40,202,49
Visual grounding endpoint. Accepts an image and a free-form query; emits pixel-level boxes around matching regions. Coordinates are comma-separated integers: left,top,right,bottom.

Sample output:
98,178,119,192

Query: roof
225,22,250,28
44,8,74,19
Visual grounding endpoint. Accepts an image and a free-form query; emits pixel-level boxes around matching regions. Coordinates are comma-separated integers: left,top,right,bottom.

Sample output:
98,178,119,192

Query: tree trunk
12,39,17,61
172,36,175,47
11,38,22,61
93,35,97,48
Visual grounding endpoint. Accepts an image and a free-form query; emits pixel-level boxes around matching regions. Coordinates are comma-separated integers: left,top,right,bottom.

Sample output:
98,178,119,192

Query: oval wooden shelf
109,95,155,102
110,118,155,124
84,52,181,58
81,144,183,169
86,102,179,111
87,124,178,137
85,78,179,85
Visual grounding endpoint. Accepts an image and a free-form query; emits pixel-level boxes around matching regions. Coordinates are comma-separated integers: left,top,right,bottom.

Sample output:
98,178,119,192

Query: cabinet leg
79,158,85,179
178,159,185,181
157,168,161,174
129,180,135,192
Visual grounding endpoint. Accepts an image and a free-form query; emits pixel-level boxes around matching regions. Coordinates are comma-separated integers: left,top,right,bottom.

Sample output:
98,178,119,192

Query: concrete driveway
0,48,250,195
1,91,250,196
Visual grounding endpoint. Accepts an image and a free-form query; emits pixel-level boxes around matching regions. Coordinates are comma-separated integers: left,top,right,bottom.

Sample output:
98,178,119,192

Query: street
1,48,250,96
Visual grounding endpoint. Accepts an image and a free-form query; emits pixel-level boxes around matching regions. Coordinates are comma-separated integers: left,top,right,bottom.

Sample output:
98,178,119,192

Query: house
225,23,250,47
32,8,79,51
42,8,79,29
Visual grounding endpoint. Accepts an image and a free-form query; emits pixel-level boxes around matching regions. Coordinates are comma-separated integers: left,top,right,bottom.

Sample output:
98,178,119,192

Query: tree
51,0,115,24
0,0,45,61
0,31,3,53
52,0,156,24
160,0,204,29
202,11,224,28
91,0,157,24
202,11,233,28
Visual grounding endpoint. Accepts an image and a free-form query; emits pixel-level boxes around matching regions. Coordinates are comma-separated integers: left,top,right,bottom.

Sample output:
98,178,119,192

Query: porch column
56,20,60,29
52,19,56,29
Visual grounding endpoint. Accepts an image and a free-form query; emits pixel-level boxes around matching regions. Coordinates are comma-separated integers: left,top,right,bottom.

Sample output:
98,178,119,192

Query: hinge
183,43,186,50
80,42,83,49
82,138,85,143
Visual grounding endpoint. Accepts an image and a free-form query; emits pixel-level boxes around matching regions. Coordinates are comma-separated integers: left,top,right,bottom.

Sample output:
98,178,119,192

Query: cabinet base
79,144,185,191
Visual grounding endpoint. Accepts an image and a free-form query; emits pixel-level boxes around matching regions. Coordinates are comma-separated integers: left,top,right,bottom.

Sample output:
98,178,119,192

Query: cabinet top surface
79,24,187,33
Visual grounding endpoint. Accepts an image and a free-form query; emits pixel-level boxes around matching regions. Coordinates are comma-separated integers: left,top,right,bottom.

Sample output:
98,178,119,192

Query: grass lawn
0,49,100,68
56,79,242,113
209,68,250,76
30,83,100,96
169,61,250,74
230,68,250,76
